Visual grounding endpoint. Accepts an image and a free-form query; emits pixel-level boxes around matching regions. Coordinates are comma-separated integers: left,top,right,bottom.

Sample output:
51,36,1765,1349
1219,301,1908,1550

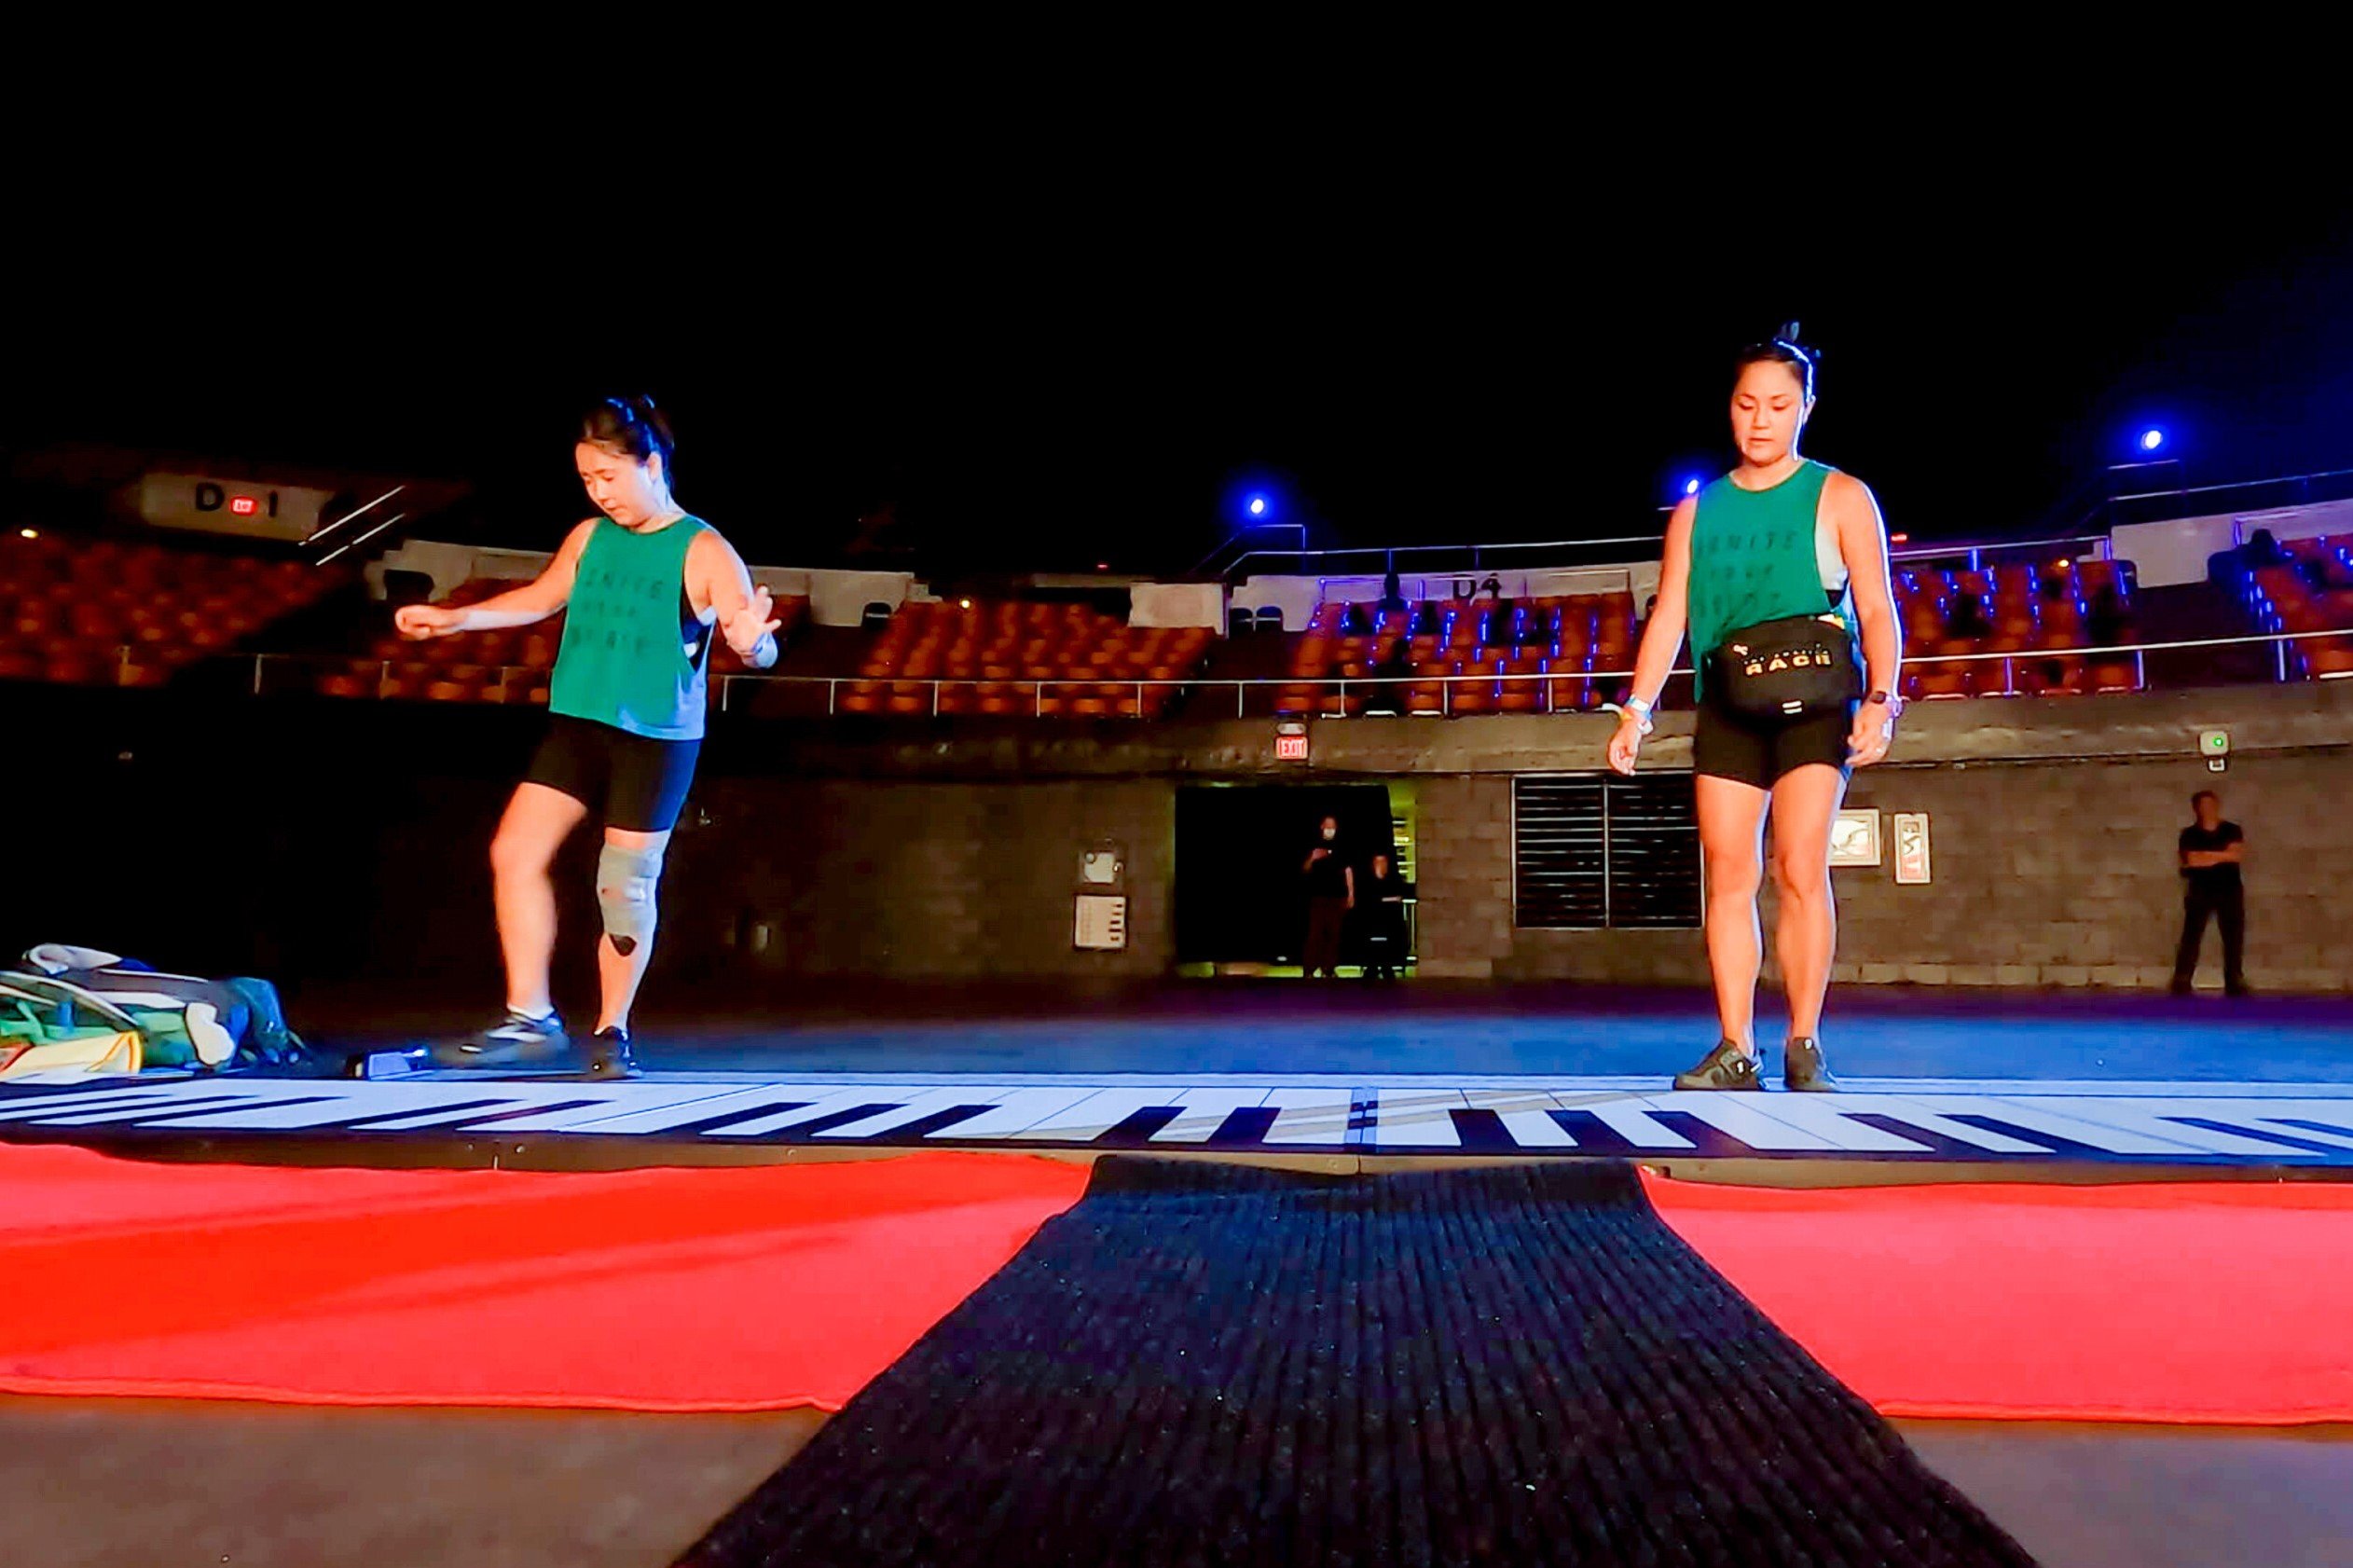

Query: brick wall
1825,755,2350,992
672,777,1176,979
1463,750,2353,993
8,681,2350,993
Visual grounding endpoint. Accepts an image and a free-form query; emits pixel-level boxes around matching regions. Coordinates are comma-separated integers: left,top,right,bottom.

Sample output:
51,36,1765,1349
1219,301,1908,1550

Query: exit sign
1274,734,1308,762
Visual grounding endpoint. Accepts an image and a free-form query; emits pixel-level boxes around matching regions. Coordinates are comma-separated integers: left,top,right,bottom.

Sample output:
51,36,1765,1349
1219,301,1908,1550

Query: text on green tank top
1684,460,1854,696
550,515,711,741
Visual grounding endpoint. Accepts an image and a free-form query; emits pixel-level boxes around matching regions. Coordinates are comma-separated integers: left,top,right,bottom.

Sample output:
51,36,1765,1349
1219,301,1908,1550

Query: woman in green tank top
393,396,782,1076
1607,328,1905,1093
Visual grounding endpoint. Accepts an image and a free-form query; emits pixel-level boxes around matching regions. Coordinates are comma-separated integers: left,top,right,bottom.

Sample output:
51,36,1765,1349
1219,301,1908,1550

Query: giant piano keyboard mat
1,1140,2346,1425
4,1071,2353,1167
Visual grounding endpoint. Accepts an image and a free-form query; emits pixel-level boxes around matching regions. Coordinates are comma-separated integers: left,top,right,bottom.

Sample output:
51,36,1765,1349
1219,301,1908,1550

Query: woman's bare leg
1696,774,1772,1054
1768,763,1848,1039
488,783,587,1017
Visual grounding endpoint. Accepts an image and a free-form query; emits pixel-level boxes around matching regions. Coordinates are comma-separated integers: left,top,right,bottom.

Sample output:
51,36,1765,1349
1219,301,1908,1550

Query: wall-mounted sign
1080,848,1122,886
133,473,334,543
1274,719,1309,763
1074,894,1128,951
1829,808,1882,868
1893,812,1933,885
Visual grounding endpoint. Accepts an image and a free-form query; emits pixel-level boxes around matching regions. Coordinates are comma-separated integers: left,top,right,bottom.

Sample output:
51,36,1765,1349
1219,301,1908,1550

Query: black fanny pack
1707,612,1862,721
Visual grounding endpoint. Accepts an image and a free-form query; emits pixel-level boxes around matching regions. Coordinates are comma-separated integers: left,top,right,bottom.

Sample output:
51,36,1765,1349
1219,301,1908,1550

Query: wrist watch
1864,689,1905,720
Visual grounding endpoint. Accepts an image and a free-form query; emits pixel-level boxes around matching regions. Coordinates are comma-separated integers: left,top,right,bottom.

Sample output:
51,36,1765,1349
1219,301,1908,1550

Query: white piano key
1366,1088,1465,1148
1823,1096,2055,1153
149,1087,461,1130
917,1086,1103,1140
343,1086,633,1132
478,1086,768,1133
2222,1106,2353,1150
513,1085,810,1135
811,1087,1011,1140
1663,1094,1850,1151
700,1087,918,1139
1584,1100,1697,1150
0,1087,199,1121
1713,1096,1936,1153
1003,1088,1186,1142
3,1093,279,1126
2015,1098,2326,1158
1147,1087,1273,1143
1259,1085,1359,1146
1955,1098,2224,1156
147,1081,585,1131
1461,1089,1583,1149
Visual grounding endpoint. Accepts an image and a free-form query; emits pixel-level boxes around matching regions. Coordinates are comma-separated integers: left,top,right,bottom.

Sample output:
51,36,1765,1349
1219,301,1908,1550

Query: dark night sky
10,144,2350,578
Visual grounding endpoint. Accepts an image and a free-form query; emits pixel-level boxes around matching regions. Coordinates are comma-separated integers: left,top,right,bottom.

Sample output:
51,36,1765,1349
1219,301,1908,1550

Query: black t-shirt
1304,843,1350,898
2178,821,2244,894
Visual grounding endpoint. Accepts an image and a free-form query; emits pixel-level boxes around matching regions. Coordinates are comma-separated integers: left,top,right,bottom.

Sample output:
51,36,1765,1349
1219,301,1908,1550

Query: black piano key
1090,1106,1186,1147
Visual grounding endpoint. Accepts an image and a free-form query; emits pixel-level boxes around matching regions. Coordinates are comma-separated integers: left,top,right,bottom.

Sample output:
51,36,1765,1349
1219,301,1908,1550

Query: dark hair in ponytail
1734,322,1818,400
579,394,677,487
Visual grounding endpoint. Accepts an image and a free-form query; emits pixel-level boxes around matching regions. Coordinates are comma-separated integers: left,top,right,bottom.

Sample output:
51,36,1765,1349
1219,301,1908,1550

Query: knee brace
596,843,665,956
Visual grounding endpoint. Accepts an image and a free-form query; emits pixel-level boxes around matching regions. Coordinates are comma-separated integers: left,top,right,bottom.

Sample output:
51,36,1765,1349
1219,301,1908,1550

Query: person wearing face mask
1300,814,1355,979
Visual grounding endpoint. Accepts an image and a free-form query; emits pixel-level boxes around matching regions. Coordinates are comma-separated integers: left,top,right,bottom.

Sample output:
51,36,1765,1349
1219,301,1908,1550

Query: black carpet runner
680,1158,2038,1567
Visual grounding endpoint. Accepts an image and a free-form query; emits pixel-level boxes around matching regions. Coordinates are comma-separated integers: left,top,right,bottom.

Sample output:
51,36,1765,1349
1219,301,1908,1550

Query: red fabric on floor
0,1144,1088,1411
1645,1171,2353,1425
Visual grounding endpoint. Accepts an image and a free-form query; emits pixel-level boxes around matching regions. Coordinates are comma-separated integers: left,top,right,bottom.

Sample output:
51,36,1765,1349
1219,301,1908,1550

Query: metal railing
33,623,2349,715
1229,533,1667,580
1222,463,2353,587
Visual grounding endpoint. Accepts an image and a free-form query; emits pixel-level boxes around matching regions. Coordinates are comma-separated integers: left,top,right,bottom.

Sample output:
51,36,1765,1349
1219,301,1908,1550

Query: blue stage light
2140,428,2166,453
1248,496,1268,517
1683,477,1701,496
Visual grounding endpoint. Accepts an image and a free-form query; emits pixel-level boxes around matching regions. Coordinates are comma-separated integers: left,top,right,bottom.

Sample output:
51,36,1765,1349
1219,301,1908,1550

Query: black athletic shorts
523,715,701,832
1691,689,1855,791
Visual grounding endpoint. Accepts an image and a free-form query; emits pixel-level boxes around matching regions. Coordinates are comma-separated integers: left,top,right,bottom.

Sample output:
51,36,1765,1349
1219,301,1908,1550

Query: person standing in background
2172,790,2249,997
1300,814,1354,979
1358,851,1411,980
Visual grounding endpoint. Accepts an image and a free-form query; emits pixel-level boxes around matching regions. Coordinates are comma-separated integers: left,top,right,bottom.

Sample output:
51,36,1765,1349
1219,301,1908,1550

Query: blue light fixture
1683,477,1701,497
1247,495,1268,517
2139,427,2166,453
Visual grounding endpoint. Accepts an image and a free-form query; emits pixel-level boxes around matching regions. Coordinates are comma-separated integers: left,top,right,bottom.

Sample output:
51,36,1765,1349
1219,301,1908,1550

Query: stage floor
3,986,2349,1175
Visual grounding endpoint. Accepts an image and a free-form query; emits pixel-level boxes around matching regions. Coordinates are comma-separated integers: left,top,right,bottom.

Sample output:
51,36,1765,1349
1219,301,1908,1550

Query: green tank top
1684,460,1854,697
549,514,711,741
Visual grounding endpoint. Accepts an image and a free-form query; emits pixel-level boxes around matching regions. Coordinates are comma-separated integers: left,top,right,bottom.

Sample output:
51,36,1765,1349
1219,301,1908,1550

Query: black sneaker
1783,1036,1840,1093
586,1025,641,1080
433,1010,571,1069
1672,1039,1764,1091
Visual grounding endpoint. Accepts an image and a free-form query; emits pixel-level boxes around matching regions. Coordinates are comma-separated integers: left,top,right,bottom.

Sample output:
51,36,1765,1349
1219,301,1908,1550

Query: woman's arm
1830,474,1902,700
1831,474,1905,768
690,530,783,668
1624,497,1695,710
395,522,592,638
1606,501,1693,775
